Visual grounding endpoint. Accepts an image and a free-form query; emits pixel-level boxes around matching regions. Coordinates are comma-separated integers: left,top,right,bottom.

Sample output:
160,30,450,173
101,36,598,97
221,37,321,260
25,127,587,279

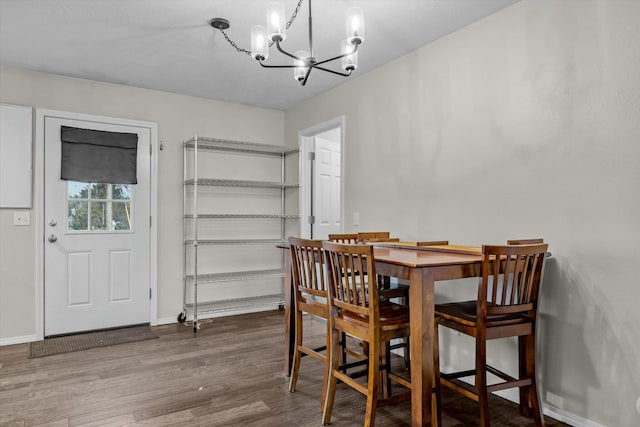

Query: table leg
283,250,294,376
409,268,435,426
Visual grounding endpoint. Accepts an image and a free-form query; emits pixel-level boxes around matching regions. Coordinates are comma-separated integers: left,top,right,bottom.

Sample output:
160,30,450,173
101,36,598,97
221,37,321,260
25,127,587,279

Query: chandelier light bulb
346,7,364,44
293,50,309,82
341,40,357,71
267,2,286,41
251,25,269,60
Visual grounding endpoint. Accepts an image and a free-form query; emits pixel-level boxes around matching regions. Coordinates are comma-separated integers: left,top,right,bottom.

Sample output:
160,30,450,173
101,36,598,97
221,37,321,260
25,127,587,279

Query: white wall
285,1,640,426
0,65,284,341
1,1,639,425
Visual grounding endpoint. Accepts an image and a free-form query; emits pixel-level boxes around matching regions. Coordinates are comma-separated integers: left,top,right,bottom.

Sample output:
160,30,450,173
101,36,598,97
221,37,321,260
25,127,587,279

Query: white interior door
312,135,341,240
44,116,151,336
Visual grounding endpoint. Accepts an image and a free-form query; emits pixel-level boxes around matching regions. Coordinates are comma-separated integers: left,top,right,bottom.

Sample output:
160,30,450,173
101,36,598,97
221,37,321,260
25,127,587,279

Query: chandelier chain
217,0,305,57
219,28,252,56
286,0,304,30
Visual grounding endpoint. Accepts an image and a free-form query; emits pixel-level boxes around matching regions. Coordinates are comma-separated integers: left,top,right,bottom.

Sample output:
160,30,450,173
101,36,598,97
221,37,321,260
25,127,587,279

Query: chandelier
210,0,364,86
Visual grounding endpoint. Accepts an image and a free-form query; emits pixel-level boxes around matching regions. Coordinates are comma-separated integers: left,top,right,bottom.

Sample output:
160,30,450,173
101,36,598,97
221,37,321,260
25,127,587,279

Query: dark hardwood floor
0,311,569,426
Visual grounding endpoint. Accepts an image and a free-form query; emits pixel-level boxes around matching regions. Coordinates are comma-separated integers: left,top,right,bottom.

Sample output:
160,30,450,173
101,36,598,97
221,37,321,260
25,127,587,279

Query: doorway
35,109,158,338
299,117,344,240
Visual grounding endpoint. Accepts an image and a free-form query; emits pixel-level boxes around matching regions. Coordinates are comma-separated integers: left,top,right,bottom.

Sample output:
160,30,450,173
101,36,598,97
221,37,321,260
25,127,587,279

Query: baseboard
493,389,602,427
543,404,607,427
439,365,601,427
156,316,179,325
0,334,38,346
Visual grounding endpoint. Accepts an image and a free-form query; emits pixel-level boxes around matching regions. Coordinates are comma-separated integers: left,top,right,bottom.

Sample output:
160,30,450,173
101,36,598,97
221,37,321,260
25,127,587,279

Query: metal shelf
185,238,283,245
184,137,298,156
184,294,284,314
185,178,299,188
184,214,300,219
182,134,298,331
185,269,285,284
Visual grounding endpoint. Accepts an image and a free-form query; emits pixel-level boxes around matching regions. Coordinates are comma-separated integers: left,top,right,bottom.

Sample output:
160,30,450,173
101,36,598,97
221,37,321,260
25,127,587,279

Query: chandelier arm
312,65,353,77
256,61,352,77
274,40,306,62
313,43,360,67
300,65,313,86
257,61,297,69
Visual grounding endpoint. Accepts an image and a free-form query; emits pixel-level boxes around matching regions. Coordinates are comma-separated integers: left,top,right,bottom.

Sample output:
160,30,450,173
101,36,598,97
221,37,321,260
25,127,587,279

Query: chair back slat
481,244,548,317
289,237,327,299
323,241,378,319
328,233,358,244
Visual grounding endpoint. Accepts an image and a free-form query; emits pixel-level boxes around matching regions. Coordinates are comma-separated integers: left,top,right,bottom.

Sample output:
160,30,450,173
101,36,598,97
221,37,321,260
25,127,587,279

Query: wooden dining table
280,242,484,427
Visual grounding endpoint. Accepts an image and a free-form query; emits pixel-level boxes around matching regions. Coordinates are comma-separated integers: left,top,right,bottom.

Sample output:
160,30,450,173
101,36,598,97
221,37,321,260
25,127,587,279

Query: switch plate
353,212,359,226
13,211,31,226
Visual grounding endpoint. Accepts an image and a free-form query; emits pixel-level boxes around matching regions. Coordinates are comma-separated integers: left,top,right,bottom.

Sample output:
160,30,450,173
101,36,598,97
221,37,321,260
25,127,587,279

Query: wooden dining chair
289,237,368,409
435,243,548,427
330,232,409,367
287,237,332,411
322,241,441,427
327,233,370,364
506,238,545,414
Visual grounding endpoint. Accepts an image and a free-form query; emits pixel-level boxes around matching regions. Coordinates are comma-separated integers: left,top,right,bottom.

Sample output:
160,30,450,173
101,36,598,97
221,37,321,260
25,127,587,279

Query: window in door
67,181,133,232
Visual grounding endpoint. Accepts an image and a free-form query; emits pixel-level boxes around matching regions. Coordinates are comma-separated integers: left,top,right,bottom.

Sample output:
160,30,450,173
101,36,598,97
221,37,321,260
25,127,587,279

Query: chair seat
436,301,530,327
341,301,410,330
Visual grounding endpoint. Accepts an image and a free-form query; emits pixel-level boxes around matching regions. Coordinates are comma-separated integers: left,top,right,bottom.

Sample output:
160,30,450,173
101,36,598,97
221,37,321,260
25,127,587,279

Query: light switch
13,211,31,226
353,212,359,226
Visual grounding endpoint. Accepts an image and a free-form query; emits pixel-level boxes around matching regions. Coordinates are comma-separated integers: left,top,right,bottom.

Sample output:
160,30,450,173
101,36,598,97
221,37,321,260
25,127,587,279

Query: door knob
48,234,58,243
49,219,57,227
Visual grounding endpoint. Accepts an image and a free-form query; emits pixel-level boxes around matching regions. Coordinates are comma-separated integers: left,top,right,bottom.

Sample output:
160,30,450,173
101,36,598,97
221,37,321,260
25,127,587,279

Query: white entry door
44,115,151,336
312,135,341,239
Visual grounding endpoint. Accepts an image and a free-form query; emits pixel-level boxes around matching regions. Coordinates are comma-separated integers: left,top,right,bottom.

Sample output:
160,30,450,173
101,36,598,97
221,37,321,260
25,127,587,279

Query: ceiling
0,0,518,110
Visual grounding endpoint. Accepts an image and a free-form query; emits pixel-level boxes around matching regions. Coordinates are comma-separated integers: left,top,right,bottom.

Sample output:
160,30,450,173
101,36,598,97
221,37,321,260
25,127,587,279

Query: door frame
34,108,159,340
298,116,345,239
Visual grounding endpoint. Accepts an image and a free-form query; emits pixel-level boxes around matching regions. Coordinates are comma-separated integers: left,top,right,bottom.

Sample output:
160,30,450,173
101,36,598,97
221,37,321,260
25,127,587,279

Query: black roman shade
60,126,138,184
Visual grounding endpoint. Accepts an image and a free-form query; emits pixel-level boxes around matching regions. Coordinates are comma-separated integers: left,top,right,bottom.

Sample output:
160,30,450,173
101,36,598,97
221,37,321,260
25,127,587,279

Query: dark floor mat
29,325,158,358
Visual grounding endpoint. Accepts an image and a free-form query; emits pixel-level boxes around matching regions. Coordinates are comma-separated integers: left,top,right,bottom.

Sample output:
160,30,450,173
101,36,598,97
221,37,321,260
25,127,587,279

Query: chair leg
288,310,303,393
322,327,341,425
433,324,442,427
529,380,544,427
341,332,347,373
518,335,532,417
381,340,392,398
402,336,410,370
525,334,545,427
476,334,490,427
364,338,380,427
319,321,331,413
